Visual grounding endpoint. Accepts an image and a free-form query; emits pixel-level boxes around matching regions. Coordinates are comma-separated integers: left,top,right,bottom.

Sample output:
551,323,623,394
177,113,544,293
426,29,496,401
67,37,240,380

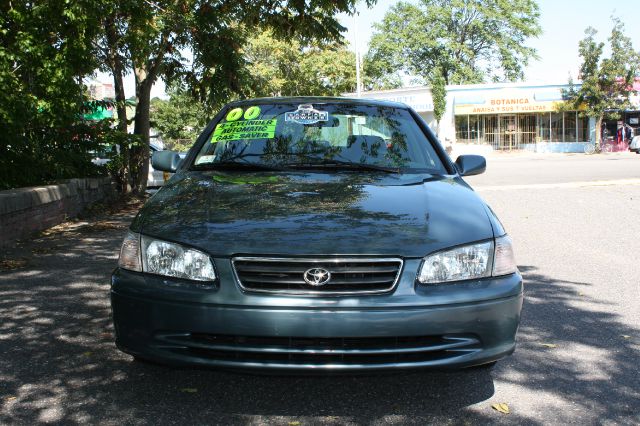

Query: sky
339,0,640,84
98,0,640,99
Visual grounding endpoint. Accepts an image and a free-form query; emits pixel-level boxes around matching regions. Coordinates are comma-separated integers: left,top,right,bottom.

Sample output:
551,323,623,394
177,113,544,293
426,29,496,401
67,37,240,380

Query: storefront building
446,83,592,152
348,81,609,153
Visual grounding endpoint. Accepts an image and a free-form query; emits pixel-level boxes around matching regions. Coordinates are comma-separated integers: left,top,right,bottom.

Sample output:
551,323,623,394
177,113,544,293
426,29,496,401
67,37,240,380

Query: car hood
135,171,494,257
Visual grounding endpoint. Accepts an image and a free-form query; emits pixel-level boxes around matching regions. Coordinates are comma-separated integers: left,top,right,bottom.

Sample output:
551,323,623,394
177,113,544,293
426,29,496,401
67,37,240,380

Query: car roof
227,96,410,110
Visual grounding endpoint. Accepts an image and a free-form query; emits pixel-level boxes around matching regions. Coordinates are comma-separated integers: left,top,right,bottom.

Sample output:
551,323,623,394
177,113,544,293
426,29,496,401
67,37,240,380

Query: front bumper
111,260,523,371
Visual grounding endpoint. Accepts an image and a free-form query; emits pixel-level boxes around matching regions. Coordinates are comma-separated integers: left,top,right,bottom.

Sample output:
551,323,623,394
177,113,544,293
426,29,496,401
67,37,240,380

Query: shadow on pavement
500,265,639,424
0,212,638,424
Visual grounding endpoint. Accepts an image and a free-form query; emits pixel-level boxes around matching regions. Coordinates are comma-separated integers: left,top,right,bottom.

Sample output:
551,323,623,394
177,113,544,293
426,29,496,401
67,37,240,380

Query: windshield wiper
192,160,284,172
284,160,400,173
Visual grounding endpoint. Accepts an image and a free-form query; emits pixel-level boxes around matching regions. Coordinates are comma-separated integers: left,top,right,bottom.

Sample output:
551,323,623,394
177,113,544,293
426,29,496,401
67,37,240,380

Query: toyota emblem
303,268,331,286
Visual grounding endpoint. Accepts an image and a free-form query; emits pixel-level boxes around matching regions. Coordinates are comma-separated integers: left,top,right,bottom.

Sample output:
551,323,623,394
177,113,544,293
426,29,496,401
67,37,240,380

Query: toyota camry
111,97,522,371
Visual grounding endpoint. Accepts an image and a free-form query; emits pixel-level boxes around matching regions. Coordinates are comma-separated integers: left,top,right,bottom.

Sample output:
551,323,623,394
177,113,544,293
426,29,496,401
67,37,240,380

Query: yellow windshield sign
210,119,277,143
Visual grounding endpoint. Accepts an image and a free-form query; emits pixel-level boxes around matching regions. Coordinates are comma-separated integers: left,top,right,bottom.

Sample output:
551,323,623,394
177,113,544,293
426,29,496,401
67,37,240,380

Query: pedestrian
617,126,624,144
602,126,609,144
625,124,633,143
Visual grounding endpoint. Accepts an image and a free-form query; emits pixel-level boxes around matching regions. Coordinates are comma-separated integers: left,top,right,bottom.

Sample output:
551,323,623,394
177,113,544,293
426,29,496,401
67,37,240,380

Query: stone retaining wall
0,178,115,248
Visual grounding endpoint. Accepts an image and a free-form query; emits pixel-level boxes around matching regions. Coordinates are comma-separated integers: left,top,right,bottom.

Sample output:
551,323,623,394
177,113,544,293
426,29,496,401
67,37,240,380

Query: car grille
157,333,482,369
231,257,403,295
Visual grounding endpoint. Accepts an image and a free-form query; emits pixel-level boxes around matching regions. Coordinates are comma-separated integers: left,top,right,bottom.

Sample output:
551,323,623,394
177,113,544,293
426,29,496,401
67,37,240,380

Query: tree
368,0,541,126
150,87,209,152
562,19,640,146
0,0,103,189
243,30,401,98
95,0,370,193
94,2,132,188
243,31,359,97
361,54,402,91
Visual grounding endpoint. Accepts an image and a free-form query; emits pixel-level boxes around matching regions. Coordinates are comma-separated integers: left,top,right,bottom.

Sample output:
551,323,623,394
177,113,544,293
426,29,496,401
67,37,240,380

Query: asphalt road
1,153,639,425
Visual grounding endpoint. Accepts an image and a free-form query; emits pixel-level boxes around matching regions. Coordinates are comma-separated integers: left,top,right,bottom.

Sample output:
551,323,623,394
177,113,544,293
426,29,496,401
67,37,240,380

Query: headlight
118,232,216,281
418,241,493,284
417,235,517,284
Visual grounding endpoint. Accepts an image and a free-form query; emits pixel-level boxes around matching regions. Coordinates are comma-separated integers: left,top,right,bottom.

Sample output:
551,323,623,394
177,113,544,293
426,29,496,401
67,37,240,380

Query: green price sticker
225,107,244,122
244,106,261,120
210,119,277,143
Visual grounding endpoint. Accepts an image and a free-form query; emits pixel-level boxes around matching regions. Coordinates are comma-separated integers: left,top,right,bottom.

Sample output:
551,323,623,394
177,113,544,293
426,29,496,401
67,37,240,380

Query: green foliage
1,0,371,191
0,1,106,189
102,128,142,192
95,0,369,192
243,31,358,97
361,53,403,91
431,69,447,123
368,0,541,121
563,19,640,124
242,30,401,97
150,88,210,152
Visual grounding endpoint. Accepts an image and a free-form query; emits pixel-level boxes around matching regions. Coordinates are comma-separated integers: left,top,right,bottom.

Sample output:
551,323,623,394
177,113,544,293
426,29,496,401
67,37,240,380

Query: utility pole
354,13,361,97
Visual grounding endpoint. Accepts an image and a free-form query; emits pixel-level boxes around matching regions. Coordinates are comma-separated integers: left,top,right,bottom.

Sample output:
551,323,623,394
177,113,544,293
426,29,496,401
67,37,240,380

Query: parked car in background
147,143,167,187
112,97,522,372
92,142,186,188
629,135,640,153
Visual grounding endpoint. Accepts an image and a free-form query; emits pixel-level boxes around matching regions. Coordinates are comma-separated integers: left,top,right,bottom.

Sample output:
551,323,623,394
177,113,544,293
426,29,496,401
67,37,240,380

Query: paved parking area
1,154,639,424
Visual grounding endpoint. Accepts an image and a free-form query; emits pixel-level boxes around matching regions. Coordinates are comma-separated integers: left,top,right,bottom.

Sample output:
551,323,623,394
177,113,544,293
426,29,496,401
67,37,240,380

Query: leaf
492,403,510,414
5,397,16,401
32,247,53,254
0,259,28,271
83,351,92,356
180,388,198,393
539,343,557,348
288,422,301,426
621,335,631,339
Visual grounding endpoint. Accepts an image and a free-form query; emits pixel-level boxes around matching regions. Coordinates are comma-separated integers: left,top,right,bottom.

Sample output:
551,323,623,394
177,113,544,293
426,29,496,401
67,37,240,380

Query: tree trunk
112,70,128,131
115,72,131,193
105,15,131,192
129,34,168,193
131,70,153,193
105,17,128,134
113,70,131,193
595,115,603,148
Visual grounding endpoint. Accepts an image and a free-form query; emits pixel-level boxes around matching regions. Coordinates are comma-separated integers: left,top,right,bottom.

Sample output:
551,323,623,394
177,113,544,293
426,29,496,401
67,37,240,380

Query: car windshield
192,102,447,174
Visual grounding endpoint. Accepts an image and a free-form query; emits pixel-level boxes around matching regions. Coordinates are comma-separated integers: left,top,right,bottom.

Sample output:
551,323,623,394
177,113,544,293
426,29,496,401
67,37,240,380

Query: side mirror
152,150,182,173
455,155,486,176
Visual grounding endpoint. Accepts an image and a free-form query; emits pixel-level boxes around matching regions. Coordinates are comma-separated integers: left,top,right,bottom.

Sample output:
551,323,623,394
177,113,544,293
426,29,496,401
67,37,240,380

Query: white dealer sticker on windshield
284,104,329,125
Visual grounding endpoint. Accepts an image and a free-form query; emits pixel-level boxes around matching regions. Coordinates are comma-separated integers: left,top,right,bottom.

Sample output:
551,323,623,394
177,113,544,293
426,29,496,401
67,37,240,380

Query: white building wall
347,81,610,153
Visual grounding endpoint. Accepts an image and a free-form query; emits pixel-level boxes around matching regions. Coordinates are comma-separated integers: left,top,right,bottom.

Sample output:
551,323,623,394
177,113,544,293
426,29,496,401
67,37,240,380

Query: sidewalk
452,149,638,160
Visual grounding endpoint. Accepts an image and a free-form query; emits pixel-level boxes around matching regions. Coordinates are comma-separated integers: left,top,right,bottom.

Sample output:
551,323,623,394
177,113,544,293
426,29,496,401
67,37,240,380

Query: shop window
483,115,499,146
519,115,536,145
577,115,588,141
550,113,563,142
564,112,577,142
538,113,550,141
469,115,481,144
455,115,470,143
